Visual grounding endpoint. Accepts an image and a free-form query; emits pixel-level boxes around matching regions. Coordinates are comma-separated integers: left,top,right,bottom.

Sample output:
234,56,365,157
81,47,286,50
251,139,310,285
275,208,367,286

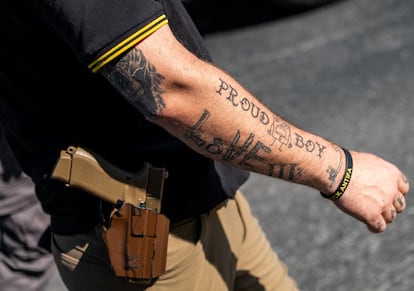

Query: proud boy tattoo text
216,78,327,158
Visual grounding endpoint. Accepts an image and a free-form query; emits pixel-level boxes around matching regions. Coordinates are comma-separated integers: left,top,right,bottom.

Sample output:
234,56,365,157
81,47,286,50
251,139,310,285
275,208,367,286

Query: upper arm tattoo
101,47,165,120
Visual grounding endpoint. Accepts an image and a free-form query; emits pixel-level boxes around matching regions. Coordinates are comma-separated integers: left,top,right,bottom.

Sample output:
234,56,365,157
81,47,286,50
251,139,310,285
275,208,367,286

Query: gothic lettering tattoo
184,109,209,147
239,141,271,171
223,131,255,162
267,163,304,180
102,47,165,120
185,109,303,180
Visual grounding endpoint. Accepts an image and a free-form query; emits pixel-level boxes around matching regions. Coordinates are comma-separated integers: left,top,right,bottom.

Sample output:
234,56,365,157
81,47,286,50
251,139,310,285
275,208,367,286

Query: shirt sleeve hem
88,14,168,73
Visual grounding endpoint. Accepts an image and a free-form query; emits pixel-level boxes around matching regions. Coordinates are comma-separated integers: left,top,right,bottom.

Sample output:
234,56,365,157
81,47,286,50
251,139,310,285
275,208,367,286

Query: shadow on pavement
184,0,347,34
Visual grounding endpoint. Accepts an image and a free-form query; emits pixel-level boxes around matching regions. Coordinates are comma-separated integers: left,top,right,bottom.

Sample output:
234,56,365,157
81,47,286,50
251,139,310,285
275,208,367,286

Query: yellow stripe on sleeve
88,14,168,73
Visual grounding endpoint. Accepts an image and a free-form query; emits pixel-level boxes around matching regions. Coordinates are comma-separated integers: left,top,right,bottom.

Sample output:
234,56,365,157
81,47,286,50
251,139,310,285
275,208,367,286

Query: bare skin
101,25,409,233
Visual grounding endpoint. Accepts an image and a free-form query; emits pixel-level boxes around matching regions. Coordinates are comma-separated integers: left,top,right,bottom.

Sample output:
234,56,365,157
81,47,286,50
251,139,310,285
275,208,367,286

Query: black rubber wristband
320,148,353,201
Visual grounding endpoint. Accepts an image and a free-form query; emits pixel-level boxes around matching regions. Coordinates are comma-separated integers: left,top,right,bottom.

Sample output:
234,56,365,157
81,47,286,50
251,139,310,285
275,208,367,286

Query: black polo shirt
0,0,249,234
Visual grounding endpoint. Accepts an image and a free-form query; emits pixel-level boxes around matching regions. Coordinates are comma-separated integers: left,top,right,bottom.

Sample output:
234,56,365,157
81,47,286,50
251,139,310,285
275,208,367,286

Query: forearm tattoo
326,146,342,187
185,108,303,180
103,49,338,183
216,78,327,156
216,78,270,126
102,47,165,120
186,77,340,183
185,109,274,174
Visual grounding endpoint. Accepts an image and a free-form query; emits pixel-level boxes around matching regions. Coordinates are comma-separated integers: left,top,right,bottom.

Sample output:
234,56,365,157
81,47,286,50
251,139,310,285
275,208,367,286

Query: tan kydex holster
51,146,169,282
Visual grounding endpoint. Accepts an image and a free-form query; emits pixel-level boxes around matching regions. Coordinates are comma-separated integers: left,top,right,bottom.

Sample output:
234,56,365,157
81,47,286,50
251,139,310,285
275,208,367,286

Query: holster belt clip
51,146,170,281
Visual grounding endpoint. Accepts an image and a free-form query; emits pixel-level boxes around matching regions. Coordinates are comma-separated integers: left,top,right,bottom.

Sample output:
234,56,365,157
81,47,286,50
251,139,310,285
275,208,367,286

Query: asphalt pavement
42,0,414,290
199,0,414,290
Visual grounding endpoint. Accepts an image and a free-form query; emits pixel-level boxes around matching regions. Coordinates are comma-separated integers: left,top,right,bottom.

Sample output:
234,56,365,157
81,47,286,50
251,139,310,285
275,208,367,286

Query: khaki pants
52,192,298,291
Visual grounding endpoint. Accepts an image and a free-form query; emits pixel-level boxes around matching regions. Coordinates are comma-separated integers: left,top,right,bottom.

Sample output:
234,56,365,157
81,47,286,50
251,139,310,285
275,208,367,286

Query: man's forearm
171,73,345,194
101,25,409,233
101,27,345,195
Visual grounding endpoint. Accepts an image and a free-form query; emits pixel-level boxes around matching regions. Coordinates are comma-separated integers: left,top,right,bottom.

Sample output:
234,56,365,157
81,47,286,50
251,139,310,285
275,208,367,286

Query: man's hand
333,151,409,233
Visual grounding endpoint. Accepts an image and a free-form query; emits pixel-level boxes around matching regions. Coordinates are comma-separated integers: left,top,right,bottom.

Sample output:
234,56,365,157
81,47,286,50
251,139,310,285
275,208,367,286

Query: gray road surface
43,0,414,290
201,0,414,290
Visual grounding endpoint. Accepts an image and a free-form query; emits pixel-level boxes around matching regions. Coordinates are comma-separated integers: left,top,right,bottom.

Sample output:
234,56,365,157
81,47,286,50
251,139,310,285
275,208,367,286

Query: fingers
337,154,409,234
394,172,408,214
399,174,410,196
367,220,386,233
369,191,407,234
367,191,407,234
367,207,396,233
380,172,409,226
394,194,406,213
382,207,397,224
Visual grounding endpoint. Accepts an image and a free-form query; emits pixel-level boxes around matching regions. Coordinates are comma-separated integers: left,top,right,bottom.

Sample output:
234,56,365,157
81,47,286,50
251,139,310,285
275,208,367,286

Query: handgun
51,146,168,212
